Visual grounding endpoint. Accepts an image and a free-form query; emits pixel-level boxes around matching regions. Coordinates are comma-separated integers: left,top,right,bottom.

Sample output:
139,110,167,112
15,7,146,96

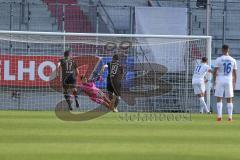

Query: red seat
42,0,94,54
42,0,92,33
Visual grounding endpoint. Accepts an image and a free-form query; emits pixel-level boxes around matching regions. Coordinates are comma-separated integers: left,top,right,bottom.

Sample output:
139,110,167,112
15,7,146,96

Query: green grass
0,111,240,160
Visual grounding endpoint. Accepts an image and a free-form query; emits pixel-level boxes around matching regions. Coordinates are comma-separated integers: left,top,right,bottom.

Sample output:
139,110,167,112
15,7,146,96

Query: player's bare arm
213,67,218,86
75,67,79,76
204,69,212,83
233,69,237,89
56,62,62,78
100,65,106,74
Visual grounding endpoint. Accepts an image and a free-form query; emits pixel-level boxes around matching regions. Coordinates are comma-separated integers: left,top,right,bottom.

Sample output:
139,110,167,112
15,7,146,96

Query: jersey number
223,63,231,75
195,65,201,73
111,64,119,75
66,62,73,71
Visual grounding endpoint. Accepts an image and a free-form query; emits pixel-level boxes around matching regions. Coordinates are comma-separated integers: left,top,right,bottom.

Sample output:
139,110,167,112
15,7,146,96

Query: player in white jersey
213,45,237,122
192,57,211,114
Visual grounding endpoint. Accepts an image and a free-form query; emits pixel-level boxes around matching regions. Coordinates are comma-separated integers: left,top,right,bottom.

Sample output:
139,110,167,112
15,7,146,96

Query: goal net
0,31,211,114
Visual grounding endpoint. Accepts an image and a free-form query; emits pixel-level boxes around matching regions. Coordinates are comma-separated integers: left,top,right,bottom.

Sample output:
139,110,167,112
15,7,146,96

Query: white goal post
0,30,212,112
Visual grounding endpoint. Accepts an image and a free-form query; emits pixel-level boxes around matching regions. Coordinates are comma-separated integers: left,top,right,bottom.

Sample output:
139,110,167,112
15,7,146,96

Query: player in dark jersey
107,54,124,112
57,50,79,110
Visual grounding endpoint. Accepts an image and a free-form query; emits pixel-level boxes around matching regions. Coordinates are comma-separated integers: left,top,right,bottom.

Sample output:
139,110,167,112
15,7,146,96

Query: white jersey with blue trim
215,55,237,82
192,63,210,84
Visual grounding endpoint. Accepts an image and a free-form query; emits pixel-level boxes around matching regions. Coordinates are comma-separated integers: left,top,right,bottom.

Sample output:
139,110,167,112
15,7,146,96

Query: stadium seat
43,0,92,32
0,0,57,31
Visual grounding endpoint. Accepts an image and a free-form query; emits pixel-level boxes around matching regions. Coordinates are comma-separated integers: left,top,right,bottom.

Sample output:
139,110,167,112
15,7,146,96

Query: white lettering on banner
4,60,16,80
18,61,35,81
2,59,57,82
38,61,56,81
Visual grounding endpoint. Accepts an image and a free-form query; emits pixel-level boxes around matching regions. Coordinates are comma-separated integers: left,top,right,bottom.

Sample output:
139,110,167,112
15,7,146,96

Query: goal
0,31,212,113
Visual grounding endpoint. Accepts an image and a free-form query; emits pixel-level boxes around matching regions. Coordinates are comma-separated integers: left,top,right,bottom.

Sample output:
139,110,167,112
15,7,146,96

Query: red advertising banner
0,55,101,87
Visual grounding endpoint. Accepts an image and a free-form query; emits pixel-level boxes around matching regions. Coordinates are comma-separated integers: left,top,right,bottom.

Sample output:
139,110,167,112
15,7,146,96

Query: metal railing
0,1,134,34
0,1,135,57
1,0,240,55
154,0,240,56
97,0,115,33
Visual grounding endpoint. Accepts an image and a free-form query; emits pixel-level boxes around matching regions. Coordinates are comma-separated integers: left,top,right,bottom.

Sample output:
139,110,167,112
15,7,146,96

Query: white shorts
192,83,205,95
214,81,234,98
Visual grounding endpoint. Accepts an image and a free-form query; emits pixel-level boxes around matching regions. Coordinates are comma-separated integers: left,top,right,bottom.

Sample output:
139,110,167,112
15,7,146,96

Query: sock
199,97,209,113
227,103,233,119
75,95,79,108
114,97,120,108
64,94,72,109
217,102,223,118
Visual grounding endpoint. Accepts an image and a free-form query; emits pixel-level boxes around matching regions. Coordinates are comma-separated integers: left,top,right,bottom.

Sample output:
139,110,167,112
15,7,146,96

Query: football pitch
0,111,239,160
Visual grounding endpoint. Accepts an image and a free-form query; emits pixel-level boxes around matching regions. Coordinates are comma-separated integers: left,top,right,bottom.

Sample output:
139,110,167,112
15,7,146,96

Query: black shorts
107,77,121,97
62,74,76,90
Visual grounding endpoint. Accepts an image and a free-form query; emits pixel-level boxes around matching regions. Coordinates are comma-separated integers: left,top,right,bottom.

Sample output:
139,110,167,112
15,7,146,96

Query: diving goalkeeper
79,65,114,110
